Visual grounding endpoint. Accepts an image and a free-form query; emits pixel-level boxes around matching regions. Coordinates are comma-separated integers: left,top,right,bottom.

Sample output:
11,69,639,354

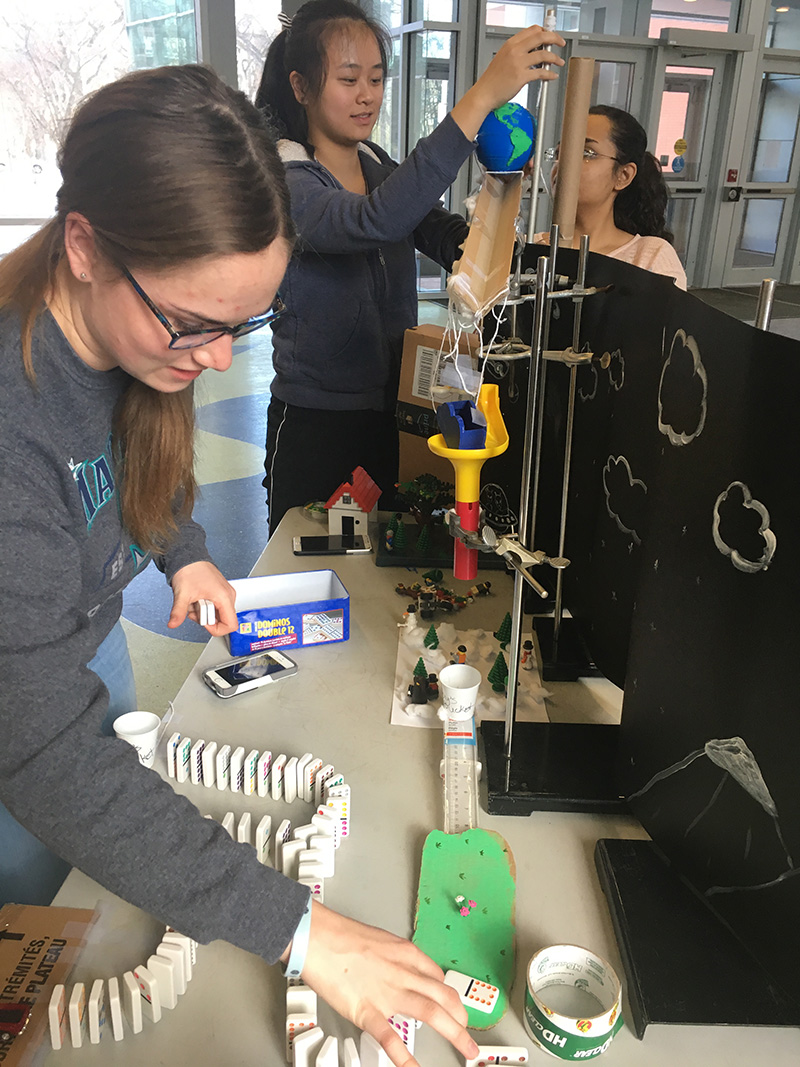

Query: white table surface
49,509,800,1066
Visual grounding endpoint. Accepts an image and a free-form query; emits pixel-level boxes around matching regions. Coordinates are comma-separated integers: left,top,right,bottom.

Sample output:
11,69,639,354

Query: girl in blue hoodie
257,0,564,532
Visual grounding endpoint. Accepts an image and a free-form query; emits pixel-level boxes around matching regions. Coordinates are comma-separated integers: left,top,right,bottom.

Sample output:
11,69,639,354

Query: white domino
343,1036,361,1067
190,739,205,785
359,1031,391,1066
465,1047,530,1066
304,758,324,802
275,818,292,871
147,954,177,1010
107,977,124,1042
237,811,252,845
312,809,340,849
68,983,87,1048
284,756,299,802
133,964,161,1023
389,1013,417,1054
299,876,324,903
121,972,142,1034
48,984,67,1050
286,985,317,1017
314,764,336,806
201,740,217,787
443,970,499,1014
315,1035,339,1066
258,750,273,797
161,932,193,981
293,823,316,845
272,754,287,800
286,1013,316,1060
256,814,272,865
292,1025,325,1067
282,839,306,880
88,978,106,1044
296,752,313,798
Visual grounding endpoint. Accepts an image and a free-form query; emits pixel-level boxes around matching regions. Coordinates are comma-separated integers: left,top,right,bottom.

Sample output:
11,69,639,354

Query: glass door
721,60,800,286
652,53,727,280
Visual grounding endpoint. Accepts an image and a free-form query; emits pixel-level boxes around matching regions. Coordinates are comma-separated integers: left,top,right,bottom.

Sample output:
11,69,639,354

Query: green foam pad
413,828,516,1029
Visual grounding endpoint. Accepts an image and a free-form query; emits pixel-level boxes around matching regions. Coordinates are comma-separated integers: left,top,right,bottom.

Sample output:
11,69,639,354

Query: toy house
325,467,381,536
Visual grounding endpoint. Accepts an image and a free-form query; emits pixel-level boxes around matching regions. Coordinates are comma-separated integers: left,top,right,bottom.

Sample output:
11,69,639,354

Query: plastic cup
438,664,481,720
112,711,162,769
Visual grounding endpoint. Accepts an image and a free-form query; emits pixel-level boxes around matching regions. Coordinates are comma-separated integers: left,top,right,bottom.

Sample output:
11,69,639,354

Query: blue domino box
228,570,350,656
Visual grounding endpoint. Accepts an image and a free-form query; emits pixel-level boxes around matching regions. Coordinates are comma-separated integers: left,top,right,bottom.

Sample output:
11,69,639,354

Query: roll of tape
524,945,624,1060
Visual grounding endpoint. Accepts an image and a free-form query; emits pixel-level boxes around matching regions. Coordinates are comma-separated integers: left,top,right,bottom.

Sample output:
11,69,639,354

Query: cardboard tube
551,57,595,247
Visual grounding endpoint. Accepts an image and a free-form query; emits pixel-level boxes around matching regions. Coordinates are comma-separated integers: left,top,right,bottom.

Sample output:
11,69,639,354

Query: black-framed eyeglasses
121,265,285,350
544,146,621,164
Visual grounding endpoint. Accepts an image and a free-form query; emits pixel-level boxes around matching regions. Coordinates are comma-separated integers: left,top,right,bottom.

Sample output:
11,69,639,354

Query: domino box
228,571,349,656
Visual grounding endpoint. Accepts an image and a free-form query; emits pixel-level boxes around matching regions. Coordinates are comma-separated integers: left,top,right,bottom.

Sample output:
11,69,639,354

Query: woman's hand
294,902,478,1066
168,560,238,635
452,25,566,141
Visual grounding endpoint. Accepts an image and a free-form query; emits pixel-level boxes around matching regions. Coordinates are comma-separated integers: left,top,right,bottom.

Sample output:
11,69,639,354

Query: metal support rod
755,278,777,331
504,255,550,756
552,235,589,655
526,8,556,245
527,223,560,555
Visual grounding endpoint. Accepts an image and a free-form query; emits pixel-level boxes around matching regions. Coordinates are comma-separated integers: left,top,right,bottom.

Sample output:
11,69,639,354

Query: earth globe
475,102,536,172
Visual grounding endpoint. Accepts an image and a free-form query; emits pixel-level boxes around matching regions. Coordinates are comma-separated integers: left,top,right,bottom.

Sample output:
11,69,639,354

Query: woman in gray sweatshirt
0,62,482,1066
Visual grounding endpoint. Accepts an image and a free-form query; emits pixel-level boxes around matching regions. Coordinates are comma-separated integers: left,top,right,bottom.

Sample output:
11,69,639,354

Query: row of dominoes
285,986,416,1067
48,930,196,1050
166,733,344,808
207,779,350,902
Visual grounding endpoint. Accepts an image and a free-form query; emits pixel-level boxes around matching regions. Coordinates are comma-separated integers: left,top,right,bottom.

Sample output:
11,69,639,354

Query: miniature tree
393,521,408,551
423,624,439,649
422,568,443,583
413,657,428,679
488,651,509,692
386,512,400,534
416,524,432,554
493,612,513,650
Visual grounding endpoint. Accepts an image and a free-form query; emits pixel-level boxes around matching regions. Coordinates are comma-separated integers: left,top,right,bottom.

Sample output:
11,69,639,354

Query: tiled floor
122,287,800,713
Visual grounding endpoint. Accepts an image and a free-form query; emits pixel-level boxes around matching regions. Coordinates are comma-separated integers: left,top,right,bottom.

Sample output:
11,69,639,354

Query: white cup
112,711,162,768
438,664,481,720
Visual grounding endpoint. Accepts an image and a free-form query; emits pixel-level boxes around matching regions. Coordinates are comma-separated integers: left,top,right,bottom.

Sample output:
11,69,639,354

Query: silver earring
80,272,87,280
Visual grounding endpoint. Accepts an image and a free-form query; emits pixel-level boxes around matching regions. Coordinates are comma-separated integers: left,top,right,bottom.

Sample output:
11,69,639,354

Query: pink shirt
534,232,687,290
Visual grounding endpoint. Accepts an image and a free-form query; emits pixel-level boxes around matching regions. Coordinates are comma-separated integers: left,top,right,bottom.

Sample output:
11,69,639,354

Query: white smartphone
292,533,372,555
202,650,298,698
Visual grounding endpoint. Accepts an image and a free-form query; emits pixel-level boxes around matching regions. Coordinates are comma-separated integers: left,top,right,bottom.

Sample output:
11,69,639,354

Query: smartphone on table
292,534,372,555
202,649,297,698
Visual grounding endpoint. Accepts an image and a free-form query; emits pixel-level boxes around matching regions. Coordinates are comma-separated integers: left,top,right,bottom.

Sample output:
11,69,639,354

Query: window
0,0,197,255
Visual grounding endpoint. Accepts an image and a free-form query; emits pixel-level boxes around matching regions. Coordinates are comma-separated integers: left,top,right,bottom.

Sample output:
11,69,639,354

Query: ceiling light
776,6,789,11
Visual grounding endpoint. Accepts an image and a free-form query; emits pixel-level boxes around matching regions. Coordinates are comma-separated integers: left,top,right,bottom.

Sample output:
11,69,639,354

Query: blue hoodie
271,114,473,413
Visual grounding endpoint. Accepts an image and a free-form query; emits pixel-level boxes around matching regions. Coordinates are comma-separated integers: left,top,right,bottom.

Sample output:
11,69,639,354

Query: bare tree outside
235,0,280,103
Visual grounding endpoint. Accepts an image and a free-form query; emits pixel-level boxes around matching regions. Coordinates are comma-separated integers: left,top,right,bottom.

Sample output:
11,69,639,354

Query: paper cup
524,945,623,1060
112,711,162,769
438,664,481,720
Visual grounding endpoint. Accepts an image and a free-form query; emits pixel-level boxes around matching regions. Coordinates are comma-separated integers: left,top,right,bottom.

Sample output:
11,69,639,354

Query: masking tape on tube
524,944,624,1060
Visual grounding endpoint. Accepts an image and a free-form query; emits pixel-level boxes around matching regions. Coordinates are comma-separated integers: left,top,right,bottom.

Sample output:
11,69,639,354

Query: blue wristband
282,898,312,978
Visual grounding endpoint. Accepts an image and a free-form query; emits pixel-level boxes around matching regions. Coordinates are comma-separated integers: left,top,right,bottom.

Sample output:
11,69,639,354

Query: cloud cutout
658,328,707,445
712,481,776,573
603,455,647,545
578,363,598,402
607,349,624,391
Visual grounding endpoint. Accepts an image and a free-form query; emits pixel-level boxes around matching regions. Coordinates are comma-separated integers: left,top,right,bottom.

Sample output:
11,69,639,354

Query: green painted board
413,828,516,1029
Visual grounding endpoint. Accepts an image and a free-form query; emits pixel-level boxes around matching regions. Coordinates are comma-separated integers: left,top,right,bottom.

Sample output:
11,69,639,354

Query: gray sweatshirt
271,114,473,412
0,309,308,960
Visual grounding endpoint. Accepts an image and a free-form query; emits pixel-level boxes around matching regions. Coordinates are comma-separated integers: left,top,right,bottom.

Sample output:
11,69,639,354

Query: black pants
263,398,399,534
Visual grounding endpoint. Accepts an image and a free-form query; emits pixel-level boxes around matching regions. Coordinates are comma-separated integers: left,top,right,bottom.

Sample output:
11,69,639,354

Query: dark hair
1,64,294,552
256,0,391,148
590,104,674,243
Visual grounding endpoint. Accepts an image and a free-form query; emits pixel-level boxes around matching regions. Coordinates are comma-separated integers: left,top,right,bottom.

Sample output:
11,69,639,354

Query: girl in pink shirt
537,104,687,289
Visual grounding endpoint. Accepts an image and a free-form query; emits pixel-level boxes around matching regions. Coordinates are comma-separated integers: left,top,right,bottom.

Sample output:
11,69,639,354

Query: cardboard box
0,904,97,1065
228,571,349,656
395,324,479,485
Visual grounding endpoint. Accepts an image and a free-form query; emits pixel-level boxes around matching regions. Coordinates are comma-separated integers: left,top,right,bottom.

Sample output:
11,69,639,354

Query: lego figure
427,674,439,699
398,604,418,629
451,644,467,665
418,591,436,620
521,640,534,670
468,581,492,598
